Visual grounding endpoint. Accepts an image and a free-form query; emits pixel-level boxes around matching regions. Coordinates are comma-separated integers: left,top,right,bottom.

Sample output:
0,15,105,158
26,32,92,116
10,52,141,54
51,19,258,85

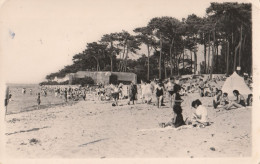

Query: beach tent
221,72,251,97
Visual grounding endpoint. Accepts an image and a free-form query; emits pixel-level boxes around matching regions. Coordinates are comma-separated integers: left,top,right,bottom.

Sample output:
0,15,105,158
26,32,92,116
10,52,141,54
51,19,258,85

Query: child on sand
191,99,209,127
220,93,229,105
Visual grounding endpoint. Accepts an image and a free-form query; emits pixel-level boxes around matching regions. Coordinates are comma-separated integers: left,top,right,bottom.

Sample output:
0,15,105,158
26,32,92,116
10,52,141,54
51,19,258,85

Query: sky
0,0,253,83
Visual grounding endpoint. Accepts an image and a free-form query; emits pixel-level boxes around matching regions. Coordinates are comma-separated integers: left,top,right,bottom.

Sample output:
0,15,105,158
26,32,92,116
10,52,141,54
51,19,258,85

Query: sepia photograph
0,0,259,163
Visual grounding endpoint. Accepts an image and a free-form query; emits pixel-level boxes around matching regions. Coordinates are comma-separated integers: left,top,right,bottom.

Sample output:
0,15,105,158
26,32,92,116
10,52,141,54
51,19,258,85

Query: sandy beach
4,93,251,158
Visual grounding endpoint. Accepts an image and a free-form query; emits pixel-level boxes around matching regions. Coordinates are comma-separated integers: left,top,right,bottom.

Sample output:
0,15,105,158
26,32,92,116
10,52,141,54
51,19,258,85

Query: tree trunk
177,54,181,76
210,31,215,80
190,50,193,74
208,34,211,74
231,32,234,74
233,29,242,73
226,40,229,75
233,45,237,72
147,45,150,81
238,25,243,70
164,59,167,79
159,33,162,79
194,51,197,74
125,47,129,72
174,46,177,75
93,56,100,71
170,39,174,76
203,33,207,74
183,47,185,74
110,56,113,72
216,43,218,73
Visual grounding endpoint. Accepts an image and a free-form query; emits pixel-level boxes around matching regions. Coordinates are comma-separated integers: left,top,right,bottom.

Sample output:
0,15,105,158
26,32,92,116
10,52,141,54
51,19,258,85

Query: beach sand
4,92,251,158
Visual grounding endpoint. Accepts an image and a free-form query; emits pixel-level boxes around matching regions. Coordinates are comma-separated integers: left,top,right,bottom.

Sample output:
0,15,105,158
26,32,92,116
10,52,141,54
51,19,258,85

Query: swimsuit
156,88,163,97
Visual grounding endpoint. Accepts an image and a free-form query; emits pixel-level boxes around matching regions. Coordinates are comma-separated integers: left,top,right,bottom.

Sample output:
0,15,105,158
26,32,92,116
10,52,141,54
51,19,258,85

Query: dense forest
45,2,252,83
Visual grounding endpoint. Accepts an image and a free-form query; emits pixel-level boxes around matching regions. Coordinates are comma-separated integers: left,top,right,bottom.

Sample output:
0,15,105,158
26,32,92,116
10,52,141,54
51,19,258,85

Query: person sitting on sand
225,90,246,110
156,83,164,108
191,99,209,127
190,84,195,93
247,94,253,106
37,93,41,109
213,90,223,109
198,79,205,97
220,92,229,108
204,82,212,97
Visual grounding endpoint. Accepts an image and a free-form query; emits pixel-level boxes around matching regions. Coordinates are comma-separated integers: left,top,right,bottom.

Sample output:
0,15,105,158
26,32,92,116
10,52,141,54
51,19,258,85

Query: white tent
221,72,252,97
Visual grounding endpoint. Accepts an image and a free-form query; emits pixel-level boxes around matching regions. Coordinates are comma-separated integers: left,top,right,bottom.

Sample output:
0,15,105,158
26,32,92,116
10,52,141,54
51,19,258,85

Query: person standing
166,78,174,108
82,88,86,101
37,93,41,109
64,89,68,102
112,84,120,106
128,82,137,105
172,84,184,123
156,83,164,108
5,86,10,120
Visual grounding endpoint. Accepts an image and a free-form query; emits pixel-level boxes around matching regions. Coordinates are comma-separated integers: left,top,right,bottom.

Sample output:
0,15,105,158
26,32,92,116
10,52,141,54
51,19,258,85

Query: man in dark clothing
64,89,68,102
128,82,137,105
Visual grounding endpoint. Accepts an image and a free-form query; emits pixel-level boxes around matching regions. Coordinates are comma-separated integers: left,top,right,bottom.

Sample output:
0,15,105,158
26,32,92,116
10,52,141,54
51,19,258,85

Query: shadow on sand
5,126,50,136
78,138,109,147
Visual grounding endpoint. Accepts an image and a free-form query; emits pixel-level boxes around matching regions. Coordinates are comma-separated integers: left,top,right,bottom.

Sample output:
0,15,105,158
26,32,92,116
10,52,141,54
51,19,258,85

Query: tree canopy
45,2,252,83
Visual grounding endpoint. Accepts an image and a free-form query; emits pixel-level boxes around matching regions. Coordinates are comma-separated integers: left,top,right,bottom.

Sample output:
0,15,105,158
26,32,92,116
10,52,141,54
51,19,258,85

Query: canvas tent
221,72,251,97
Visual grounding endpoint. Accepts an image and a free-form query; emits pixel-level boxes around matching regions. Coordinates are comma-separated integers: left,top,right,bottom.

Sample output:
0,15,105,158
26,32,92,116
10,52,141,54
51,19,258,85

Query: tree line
45,2,252,83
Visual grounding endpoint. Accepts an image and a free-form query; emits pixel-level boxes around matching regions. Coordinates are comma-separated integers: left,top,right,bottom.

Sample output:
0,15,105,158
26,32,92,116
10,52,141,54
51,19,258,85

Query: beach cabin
68,71,137,85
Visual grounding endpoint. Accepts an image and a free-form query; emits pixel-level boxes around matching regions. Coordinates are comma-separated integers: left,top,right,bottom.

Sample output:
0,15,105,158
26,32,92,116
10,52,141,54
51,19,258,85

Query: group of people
159,75,252,129
5,74,252,129
110,82,137,106
160,80,209,128
213,89,252,110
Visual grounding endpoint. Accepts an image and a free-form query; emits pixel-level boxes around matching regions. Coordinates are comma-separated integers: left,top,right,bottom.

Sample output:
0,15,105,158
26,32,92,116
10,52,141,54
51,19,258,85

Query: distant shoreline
7,83,39,86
